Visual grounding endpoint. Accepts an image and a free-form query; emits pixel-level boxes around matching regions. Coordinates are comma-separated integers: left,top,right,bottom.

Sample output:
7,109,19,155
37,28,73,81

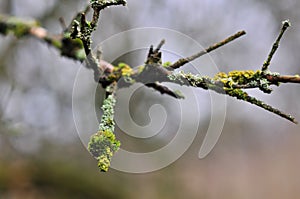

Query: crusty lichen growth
88,89,120,172
88,129,120,172
224,87,296,123
214,70,261,87
114,63,133,77
169,70,297,123
162,61,172,68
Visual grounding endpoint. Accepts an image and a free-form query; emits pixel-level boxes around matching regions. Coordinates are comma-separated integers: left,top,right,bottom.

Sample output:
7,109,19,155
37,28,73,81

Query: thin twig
169,31,246,69
91,0,127,29
146,82,184,99
59,17,67,31
262,20,291,71
226,89,298,124
154,39,166,53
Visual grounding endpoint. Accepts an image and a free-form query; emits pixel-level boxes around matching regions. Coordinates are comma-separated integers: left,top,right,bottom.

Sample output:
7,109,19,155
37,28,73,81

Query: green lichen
88,129,120,172
174,90,185,99
225,88,249,100
163,61,172,68
174,71,212,89
98,94,116,132
88,92,120,172
137,65,145,74
116,63,133,76
214,70,261,87
172,70,297,123
108,62,135,83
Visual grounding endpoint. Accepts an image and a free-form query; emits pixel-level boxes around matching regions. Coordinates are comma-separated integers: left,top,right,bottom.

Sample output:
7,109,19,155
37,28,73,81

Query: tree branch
1,2,299,172
262,20,291,71
266,74,300,84
169,31,246,70
0,14,86,61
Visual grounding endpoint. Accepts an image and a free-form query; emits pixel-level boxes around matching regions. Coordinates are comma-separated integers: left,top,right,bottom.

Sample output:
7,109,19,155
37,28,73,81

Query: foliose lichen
88,93,120,172
88,129,120,172
162,61,172,68
108,62,135,83
214,70,261,87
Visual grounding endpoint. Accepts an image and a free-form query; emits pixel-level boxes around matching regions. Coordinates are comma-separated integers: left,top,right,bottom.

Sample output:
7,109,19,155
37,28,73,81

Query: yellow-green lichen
88,130,121,172
225,88,249,100
109,62,135,83
214,70,261,87
115,62,133,76
137,65,145,74
98,155,110,171
88,92,120,172
163,61,172,68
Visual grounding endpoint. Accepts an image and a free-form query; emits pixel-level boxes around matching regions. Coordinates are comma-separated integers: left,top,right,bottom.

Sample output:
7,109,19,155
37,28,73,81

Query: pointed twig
59,17,67,31
154,39,166,53
226,88,297,124
169,30,246,69
145,44,162,64
262,20,291,71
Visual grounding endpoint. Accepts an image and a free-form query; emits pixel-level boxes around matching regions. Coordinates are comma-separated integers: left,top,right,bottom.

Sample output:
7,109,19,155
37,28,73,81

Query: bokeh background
1,0,300,198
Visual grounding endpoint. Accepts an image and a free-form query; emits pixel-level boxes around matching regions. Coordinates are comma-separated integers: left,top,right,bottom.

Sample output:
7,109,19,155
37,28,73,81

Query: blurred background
1,0,300,198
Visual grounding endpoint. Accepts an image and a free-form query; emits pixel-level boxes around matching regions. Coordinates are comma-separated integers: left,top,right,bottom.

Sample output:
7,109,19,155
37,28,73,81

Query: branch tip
262,20,291,71
154,39,166,53
282,19,291,28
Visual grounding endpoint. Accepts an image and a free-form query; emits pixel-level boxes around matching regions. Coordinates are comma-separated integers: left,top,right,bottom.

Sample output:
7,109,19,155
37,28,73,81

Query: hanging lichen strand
88,85,120,172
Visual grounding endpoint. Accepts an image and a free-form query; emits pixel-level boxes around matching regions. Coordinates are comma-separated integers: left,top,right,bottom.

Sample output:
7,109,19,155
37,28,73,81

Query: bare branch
154,39,166,53
169,31,246,69
266,74,300,84
90,0,127,29
262,20,291,71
